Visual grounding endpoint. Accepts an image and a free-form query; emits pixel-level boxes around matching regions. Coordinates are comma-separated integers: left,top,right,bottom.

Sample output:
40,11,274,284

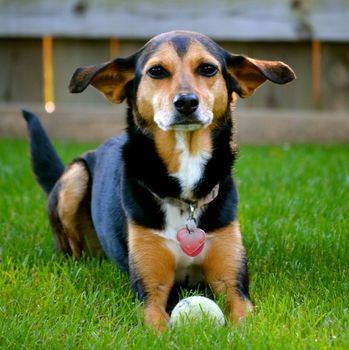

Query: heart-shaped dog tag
176,227,206,257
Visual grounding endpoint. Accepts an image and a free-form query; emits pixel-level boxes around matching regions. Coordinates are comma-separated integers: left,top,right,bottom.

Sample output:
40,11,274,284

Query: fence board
0,39,42,102
0,0,348,41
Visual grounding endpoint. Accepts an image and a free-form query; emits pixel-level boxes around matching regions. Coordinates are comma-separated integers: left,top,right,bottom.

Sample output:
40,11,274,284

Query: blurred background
0,0,348,143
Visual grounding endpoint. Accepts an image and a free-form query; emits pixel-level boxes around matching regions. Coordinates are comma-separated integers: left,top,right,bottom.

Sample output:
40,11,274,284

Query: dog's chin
170,123,204,131
154,120,206,132
154,111,213,132
158,120,214,132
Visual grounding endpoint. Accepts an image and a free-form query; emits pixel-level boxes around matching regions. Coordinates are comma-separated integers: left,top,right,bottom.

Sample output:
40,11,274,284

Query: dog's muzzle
154,92,213,131
169,93,206,130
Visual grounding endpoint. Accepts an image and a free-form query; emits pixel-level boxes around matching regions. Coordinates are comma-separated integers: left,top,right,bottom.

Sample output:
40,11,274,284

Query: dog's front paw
228,294,253,326
145,305,169,334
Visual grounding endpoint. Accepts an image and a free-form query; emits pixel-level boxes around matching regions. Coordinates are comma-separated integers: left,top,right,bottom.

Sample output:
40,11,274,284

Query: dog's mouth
170,123,203,131
168,113,208,131
169,117,205,131
154,110,213,132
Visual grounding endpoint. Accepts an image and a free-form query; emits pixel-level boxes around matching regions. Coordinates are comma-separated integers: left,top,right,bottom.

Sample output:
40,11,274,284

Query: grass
0,139,348,349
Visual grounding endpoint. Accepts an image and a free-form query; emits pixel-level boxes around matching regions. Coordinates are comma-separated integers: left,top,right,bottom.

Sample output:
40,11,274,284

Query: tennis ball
169,296,225,328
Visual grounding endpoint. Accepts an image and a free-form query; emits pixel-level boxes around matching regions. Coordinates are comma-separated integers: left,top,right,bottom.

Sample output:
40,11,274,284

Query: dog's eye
147,65,170,79
198,64,218,77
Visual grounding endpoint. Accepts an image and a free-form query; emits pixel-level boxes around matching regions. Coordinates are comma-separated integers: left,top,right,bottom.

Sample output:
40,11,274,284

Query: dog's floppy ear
226,54,296,98
69,57,135,103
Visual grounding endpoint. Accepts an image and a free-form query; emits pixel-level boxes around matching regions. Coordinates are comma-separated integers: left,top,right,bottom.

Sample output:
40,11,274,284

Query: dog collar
142,183,220,212
162,184,220,212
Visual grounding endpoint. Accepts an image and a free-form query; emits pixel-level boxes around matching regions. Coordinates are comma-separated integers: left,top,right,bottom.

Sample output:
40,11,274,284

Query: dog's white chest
159,132,211,284
172,132,211,198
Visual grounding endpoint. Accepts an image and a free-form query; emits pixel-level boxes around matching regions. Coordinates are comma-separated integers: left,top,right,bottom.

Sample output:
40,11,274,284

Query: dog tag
176,226,206,257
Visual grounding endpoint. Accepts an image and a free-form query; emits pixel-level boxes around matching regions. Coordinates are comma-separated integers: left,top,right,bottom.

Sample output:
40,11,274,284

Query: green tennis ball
169,296,225,328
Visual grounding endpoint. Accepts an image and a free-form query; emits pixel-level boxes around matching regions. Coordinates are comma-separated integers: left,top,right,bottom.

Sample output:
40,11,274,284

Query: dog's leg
128,224,176,333
202,222,253,325
48,160,102,259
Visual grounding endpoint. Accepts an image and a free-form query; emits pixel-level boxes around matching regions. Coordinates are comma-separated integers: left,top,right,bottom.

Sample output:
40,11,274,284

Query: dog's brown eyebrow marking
142,43,179,73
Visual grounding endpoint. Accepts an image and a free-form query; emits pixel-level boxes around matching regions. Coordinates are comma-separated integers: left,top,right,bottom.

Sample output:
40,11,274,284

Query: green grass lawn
0,139,348,349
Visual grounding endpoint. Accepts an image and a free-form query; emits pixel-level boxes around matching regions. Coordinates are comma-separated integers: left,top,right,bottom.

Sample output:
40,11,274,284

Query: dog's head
69,31,295,132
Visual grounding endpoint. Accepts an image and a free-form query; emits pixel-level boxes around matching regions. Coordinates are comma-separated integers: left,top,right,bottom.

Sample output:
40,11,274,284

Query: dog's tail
22,110,65,195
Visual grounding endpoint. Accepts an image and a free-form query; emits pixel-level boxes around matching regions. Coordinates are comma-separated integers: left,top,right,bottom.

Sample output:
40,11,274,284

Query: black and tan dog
23,31,295,332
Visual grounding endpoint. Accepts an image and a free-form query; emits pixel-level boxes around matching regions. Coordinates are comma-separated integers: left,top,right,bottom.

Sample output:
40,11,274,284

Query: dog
23,31,295,332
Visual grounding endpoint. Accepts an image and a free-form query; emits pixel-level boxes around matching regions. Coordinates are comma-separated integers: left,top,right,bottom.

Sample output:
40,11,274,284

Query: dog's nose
173,93,199,115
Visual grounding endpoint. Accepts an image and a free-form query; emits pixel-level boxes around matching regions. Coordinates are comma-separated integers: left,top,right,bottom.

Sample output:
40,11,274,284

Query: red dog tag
176,227,206,257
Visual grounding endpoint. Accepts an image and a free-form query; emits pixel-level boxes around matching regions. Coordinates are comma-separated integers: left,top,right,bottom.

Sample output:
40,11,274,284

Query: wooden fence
0,0,348,142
